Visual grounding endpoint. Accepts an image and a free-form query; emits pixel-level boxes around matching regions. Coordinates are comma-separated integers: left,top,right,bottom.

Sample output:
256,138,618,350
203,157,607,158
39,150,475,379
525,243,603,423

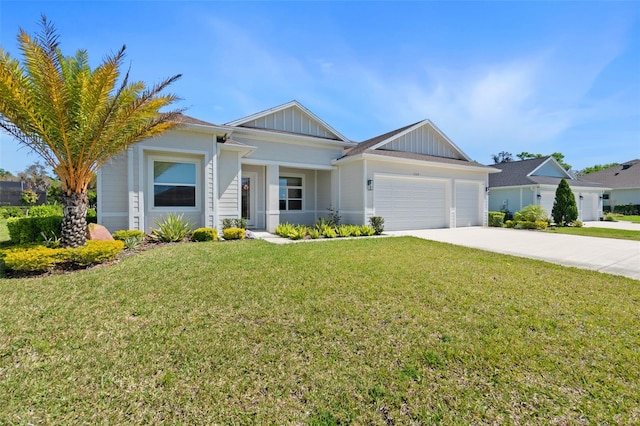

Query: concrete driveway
388,223,640,280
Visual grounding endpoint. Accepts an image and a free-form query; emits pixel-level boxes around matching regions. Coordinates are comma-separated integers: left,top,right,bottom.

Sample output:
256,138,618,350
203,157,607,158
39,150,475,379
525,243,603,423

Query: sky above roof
1,1,639,175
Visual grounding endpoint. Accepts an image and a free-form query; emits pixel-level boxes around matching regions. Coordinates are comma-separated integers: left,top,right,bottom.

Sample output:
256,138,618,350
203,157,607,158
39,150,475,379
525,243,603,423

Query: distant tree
578,163,619,176
491,151,513,164
552,178,578,226
0,168,13,178
17,162,51,192
516,152,571,171
0,17,183,247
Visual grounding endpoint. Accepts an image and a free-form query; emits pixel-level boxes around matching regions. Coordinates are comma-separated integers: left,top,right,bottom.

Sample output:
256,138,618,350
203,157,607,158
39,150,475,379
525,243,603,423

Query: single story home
97,101,500,233
488,156,606,221
577,159,640,212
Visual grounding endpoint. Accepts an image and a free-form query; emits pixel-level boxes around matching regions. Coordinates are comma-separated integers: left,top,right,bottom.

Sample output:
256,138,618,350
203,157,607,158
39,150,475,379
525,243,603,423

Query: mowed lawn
1,237,639,424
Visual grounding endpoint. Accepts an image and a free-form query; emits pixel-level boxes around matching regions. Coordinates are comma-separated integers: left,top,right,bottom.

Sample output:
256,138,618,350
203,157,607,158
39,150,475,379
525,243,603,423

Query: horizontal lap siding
100,153,128,213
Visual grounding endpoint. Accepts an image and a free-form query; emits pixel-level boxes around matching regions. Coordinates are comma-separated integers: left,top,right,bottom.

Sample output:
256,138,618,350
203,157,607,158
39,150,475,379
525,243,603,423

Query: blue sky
1,1,639,175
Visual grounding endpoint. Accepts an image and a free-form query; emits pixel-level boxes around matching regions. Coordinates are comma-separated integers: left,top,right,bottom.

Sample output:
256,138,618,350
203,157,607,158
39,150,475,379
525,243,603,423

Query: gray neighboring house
488,156,606,221
577,159,640,211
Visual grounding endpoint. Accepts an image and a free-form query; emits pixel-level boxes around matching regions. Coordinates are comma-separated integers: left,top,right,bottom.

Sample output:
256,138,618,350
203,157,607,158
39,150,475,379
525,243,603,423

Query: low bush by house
1,240,124,273
488,211,505,227
223,227,245,240
191,227,218,242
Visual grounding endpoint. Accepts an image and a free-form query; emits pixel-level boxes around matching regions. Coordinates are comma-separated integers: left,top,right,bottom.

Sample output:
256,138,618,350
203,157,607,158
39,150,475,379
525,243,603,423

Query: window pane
279,200,286,210
154,185,196,207
286,177,302,186
154,162,196,184
279,187,287,200
288,188,302,198
288,200,302,210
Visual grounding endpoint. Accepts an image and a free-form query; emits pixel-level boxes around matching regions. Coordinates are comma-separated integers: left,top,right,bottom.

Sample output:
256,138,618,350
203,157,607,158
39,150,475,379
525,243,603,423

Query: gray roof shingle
578,159,640,189
489,157,605,189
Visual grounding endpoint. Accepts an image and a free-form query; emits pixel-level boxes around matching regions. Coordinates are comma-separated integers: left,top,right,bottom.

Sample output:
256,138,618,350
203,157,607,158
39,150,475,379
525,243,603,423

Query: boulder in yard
86,223,114,241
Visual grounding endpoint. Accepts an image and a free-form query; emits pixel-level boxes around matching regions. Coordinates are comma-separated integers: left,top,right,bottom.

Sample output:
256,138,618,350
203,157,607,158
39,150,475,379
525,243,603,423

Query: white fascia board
224,125,356,148
334,152,497,174
224,100,352,143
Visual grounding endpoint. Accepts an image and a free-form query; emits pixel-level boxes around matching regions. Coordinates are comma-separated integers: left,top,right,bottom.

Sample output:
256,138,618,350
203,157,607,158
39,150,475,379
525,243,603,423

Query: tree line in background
491,151,618,176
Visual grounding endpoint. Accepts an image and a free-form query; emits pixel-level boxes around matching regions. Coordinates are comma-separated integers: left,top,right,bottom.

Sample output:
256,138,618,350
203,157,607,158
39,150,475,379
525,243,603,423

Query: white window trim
148,154,201,212
279,173,305,212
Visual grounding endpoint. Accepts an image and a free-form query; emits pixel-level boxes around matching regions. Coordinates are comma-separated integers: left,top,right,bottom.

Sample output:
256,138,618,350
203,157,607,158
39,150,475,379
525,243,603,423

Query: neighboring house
488,156,606,221
97,100,499,233
577,159,640,211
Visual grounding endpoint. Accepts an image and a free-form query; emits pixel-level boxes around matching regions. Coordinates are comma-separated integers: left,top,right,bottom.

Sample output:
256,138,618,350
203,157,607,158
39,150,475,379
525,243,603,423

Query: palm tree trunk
61,192,88,248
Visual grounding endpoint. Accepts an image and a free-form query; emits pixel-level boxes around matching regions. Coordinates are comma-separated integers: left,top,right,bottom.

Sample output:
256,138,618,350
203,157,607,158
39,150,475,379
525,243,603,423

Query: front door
241,172,257,227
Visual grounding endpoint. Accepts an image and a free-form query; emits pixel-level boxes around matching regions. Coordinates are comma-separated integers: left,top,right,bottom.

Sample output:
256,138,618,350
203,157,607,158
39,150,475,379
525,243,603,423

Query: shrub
512,220,547,230
552,178,578,226
337,225,353,237
488,211,506,227
21,189,39,207
275,223,295,238
571,220,583,228
504,220,516,228
223,227,245,240
369,216,384,235
67,240,125,266
612,204,640,215
112,230,146,241
2,245,61,271
514,205,548,223
123,236,143,250
360,225,376,236
7,216,63,244
308,228,321,239
1,240,124,272
191,227,218,242
86,208,97,224
604,213,617,222
327,205,341,227
29,204,63,217
222,218,247,230
150,213,193,242
0,207,27,219
288,225,307,240
321,226,337,238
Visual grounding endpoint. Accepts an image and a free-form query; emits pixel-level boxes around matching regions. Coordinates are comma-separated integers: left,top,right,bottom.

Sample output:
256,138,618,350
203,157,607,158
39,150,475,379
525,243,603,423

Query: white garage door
456,182,482,227
374,176,447,231
580,193,598,221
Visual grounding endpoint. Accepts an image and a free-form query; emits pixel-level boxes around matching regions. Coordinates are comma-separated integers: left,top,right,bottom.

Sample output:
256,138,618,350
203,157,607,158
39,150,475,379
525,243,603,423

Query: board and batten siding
385,126,458,159
533,162,567,178
241,105,338,140
98,151,129,232
338,161,364,225
218,149,241,226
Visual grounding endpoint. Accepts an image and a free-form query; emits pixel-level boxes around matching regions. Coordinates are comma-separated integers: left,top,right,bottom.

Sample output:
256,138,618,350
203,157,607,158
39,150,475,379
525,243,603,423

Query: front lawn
546,226,640,241
1,238,638,424
616,214,640,223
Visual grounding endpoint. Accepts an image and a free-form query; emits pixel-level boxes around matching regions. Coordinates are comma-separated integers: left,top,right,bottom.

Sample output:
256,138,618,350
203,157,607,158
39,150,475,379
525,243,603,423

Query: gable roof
225,100,350,143
173,113,217,127
342,119,472,163
489,157,603,188
578,159,640,189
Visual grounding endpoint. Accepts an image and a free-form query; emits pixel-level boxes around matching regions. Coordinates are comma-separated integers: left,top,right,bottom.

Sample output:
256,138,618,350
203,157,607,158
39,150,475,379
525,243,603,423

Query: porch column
266,164,280,233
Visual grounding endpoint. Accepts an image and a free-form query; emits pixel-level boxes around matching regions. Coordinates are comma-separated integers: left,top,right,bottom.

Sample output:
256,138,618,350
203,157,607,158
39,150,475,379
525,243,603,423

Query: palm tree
0,16,183,247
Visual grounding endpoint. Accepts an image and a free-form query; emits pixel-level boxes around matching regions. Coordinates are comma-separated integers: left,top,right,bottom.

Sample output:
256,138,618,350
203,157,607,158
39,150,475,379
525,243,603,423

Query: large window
279,176,303,211
153,161,197,207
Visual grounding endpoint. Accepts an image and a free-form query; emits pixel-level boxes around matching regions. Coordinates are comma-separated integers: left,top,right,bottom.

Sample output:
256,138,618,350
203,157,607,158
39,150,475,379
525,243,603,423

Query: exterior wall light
367,179,373,191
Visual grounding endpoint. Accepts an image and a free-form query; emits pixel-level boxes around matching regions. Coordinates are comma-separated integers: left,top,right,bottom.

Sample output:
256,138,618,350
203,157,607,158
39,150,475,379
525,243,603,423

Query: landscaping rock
245,230,257,240
86,223,114,241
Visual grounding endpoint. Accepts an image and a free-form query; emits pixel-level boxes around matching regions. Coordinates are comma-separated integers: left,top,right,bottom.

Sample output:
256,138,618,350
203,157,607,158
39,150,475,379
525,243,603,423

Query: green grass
616,215,640,223
1,238,639,424
546,226,640,241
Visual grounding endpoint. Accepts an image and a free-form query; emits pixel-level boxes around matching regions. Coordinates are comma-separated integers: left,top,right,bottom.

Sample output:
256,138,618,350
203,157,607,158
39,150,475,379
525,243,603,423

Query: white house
578,159,640,213
488,156,606,221
97,101,499,233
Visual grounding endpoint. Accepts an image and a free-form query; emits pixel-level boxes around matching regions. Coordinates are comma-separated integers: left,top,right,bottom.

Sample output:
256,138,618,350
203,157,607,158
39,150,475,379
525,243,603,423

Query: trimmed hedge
1,240,124,272
222,227,245,240
112,230,146,241
488,211,506,227
191,227,218,242
604,204,640,215
7,216,63,244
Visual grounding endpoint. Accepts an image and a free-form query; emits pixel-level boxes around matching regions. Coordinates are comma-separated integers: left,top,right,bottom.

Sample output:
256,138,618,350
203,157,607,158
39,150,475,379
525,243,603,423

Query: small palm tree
0,16,183,247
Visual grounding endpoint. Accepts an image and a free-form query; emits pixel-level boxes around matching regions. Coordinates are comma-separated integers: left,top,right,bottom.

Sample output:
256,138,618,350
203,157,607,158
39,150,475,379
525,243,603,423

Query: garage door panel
456,182,481,227
374,176,447,231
